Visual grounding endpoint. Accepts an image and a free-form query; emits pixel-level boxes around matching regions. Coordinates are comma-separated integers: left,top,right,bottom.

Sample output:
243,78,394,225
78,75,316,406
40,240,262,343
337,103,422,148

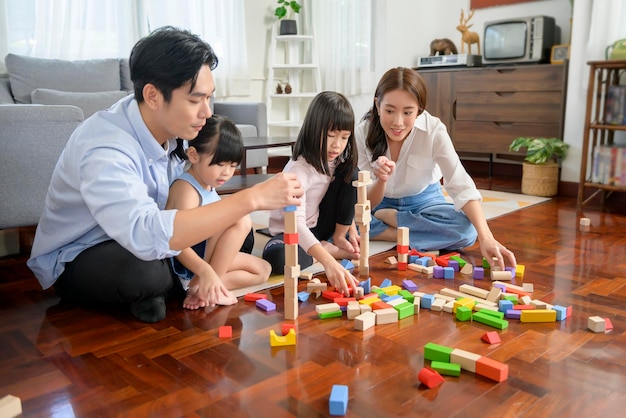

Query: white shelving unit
266,23,321,142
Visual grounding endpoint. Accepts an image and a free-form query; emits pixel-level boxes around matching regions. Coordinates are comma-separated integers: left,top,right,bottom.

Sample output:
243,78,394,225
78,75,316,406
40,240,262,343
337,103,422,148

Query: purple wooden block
402,279,418,292
506,309,521,319
495,283,507,292
448,260,459,272
505,266,516,278
433,266,444,279
256,298,276,312
473,266,484,279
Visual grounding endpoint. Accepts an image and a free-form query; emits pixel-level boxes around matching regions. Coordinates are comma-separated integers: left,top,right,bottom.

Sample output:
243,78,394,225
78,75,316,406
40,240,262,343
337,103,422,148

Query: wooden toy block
358,170,371,183
379,278,392,288
442,266,454,279
493,281,531,297
433,294,455,303
281,323,296,336
505,309,521,320
283,232,298,245
474,303,499,313
450,349,481,373
284,205,297,212
486,287,502,303
587,316,606,332
520,295,532,305
284,298,298,320
297,291,309,302
244,293,268,302
358,296,381,306
491,270,512,281
0,395,21,418
472,311,509,329
459,284,490,300
316,302,341,315
430,298,445,312
565,305,572,317
490,257,501,271
579,217,591,232
516,264,526,278
387,298,409,307
355,212,372,224
380,284,401,295
371,301,393,310
397,226,409,245
520,309,557,323
505,266,516,279
482,257,491,269
329,384,349,416
284,210,297,233
551,305,567,321
340,259,355,272
481,331,501,344
269,328,296,347
256,298,276,312
359,265,370,277
456,306,472,321
319,310,343,319
397,252,408,264
513,304,535,311
418,367,445,389
448,260,460,272
386,256,398,265
354,311,376,331
285,243,298,266
460,263,473,275
299,271,313,281
359,304,372,314
355,202,371,215
605,318,614,331
334,297,357,306
218,325,232,338
433,265,444,278
284,265,301,280
449,255,467,267
307,281,327,294
503,294,519,303
522,283,534,293
354,287,364,300
322,290,344,301
477,308,505,319
473,266,484,279
443,300,456,313
421,294,435,309
440,288,497,307
358,277,371,294
430,360,461,377
394,301,415,319
402,279,418,292
424,342,454,362
375,307,398,325
347,303,361,319
476,356,509,382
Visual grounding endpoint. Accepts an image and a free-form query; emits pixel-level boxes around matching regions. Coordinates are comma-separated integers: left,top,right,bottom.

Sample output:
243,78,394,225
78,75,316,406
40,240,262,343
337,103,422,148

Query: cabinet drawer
456,92,562,123
455,65,564,92
453,121,561,154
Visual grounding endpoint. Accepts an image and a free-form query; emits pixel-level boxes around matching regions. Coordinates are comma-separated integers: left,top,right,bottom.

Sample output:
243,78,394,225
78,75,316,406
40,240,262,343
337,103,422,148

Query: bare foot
183,285,205,310
216,290,238,306
374,208,398,227
321,241,359,260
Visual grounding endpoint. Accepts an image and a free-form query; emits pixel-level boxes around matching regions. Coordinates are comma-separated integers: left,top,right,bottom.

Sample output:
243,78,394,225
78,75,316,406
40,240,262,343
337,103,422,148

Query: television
483,16,558,65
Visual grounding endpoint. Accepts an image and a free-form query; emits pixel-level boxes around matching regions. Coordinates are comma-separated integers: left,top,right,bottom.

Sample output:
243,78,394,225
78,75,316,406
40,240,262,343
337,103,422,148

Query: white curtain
304,0,374,96
586,0,626,62
0,0,249,95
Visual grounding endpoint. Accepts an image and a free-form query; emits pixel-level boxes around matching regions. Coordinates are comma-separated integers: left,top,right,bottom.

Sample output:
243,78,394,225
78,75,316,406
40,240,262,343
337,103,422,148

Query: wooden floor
1,174,625,417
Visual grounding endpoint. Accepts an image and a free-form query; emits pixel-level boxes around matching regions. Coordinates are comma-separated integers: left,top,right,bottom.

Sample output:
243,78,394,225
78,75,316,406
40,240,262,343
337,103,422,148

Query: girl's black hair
292,91,356,183
362,67,427,162
172,115,243,164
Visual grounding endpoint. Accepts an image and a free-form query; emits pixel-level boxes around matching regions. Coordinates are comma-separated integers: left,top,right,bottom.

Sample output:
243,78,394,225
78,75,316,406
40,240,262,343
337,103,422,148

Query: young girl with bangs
167,115,271,309
262,91,360,295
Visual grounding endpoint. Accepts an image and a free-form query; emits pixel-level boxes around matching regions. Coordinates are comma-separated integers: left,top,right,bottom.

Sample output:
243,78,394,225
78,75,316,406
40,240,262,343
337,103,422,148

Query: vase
521,161,559,197
279,20,297,35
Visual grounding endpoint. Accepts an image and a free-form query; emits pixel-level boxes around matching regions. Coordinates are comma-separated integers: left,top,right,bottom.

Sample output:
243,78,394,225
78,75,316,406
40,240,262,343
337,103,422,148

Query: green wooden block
394,301,415,319
372,288,385,296
319,310,343,319
398,289,414,303
455,306,472,321
482,257,491,269
476,308,505,319
503,295,518,303
431,360,461,376
449,255,466,268
424,342,454,362
472,311,509,330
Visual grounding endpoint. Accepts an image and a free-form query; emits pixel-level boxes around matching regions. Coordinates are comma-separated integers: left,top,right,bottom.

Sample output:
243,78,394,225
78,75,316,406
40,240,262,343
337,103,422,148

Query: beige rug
230,189,549,297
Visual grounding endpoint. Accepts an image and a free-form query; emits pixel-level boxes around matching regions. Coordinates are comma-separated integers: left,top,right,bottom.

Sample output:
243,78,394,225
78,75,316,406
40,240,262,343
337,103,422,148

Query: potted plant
275,0,301,35
509,137,570,197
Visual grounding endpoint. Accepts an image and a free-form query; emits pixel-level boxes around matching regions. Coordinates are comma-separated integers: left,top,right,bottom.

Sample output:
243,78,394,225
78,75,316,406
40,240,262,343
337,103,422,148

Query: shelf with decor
577,60,626,210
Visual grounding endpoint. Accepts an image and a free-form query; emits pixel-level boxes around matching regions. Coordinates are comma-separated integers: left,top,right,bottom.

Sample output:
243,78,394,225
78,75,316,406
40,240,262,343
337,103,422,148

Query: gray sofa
0,54,268,231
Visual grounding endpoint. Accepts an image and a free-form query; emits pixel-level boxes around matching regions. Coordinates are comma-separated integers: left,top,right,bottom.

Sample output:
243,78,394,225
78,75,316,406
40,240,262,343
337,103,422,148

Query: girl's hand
323,259,359,296
373,156,396,182
187,265,233,308
479,237,517,272
333,228,360,259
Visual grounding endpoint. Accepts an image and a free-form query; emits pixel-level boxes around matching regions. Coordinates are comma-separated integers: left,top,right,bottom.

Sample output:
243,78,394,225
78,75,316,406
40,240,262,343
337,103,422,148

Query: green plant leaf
509,137,569,164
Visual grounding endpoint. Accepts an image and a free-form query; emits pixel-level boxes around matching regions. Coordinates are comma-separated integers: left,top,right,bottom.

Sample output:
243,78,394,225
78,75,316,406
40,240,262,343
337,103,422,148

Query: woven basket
521,162,559,197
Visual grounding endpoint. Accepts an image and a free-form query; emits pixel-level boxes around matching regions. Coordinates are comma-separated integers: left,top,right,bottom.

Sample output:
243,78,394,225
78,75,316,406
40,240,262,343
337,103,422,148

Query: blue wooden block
443,267,454,279
359,277,371,294
552,305,567,321
499,299,514,313
506,309,521,319
402,279,418,292
297,291,310,302
380,278,392,288
409,255,419,264
329,384,349,416
340,259,355,272
421,294,435,309
473,266,484,279
380,294,402,303
284,205,297,212
256,298,276,312
433,266,444,279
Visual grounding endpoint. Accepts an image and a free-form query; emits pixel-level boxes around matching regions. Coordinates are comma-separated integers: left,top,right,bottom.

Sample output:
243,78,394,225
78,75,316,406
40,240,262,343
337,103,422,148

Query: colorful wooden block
475,356,508,382
375,308,398,325
244,293,267,302
380,278,392,288
520,309,557,323
472,311,509,329
473,266,485,279
394,301,415,319
450,348,481,373
424,342,454,362
402,279,418,292
269,328,296,347
433,266,444,279
430,360,461,377
256,298,276,312
218,326,232,338
418,367,445,389
354,311,376,331
588,316,606,332
329,384,349,416
481,331,501,344
443,267,454,279
283,232,298,245
456,306,472,321
297,291,310,302
281,323,296,336
421,294,435,309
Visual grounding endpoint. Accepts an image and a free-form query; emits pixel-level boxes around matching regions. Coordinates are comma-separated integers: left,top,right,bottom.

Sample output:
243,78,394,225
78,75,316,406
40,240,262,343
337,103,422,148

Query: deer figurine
456,9,481,55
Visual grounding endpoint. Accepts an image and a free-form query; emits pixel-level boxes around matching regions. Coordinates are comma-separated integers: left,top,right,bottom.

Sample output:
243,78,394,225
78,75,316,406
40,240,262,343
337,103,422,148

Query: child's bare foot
183,285,206,310
374,208,398,227
321,241,359,260
216,290,238,306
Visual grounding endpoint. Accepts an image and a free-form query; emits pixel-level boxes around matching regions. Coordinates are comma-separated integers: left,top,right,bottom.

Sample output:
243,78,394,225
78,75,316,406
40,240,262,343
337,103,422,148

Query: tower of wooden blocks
284,205,300,320
397,226,409,271
352,171,373,277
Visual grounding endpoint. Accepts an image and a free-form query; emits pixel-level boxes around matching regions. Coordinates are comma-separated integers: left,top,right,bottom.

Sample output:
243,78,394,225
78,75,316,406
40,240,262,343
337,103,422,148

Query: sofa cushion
5,54,121,104
119,58,133,92
31,89,128,118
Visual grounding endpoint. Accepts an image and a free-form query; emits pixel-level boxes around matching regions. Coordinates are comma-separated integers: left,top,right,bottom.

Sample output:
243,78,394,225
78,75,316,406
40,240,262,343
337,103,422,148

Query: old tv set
483,16,558,65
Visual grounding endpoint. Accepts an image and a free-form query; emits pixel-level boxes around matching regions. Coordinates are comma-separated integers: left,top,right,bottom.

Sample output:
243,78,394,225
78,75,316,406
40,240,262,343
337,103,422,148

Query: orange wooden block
481,331,501,344
418,367,445,389
476,356,508,382
334,297,356,306
371,301,393,310
512,304,535,310
218,326,232,338
244,293,267,302
284,232,298,245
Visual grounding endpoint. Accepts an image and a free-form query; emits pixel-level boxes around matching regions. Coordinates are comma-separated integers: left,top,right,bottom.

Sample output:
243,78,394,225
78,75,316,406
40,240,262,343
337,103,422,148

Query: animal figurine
284,83,292,94
429,38,458,56
276,83,283,94
456,9,480,55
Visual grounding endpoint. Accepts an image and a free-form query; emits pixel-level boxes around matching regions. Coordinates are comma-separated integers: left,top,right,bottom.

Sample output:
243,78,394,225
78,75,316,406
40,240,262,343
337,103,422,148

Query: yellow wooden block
515,264,525,278
453,297,476,313
380,285,401,295
358,296,381,306
270,328,296,346
520,309,557,323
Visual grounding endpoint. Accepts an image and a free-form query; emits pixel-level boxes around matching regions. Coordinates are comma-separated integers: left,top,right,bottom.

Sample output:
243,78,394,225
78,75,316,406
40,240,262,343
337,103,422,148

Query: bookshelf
577,60,626,210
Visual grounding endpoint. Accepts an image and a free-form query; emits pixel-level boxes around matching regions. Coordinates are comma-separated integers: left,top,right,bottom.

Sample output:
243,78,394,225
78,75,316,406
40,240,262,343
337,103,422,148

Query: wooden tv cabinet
415,63,568,158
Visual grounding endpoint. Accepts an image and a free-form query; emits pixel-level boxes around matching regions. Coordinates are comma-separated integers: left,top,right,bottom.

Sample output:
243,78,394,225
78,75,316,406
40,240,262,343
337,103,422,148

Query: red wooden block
322,290,344,301
512,305,535,310
244,293,267,302
435,257,449,267
418,367,445,389
605,318,614,331
397,244,409,254
481,331,501,345
371,301,393,310
281,323,296,336
284,232,298,245
397,262,408,271
566,305,573,318
334,297,356,306
218,326,232,338
476,356,508,382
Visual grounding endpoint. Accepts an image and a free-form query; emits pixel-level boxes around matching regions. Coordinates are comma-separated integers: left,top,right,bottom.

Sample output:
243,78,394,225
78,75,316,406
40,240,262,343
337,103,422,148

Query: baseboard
0,229,20,257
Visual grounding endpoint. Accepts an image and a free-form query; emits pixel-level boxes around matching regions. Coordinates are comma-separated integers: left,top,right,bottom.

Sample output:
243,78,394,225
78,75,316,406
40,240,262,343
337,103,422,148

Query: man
28,26,302,322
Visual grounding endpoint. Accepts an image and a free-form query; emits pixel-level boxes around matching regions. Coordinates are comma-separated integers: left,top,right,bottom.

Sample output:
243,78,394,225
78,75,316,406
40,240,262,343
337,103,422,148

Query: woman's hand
479,236,516,272
323,258,359,296
373,156,396,182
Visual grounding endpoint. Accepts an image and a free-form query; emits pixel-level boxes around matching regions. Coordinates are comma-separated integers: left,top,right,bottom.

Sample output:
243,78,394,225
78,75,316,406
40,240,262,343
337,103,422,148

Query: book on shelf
591,145,626,186
604,85,626,125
